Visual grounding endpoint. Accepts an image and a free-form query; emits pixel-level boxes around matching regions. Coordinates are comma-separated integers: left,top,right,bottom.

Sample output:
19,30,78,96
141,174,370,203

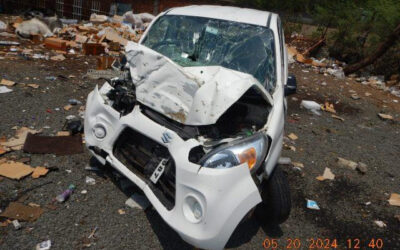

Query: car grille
113,128,176,210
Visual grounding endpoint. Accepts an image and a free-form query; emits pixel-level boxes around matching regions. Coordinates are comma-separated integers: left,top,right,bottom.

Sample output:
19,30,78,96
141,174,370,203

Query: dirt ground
0,47,399,249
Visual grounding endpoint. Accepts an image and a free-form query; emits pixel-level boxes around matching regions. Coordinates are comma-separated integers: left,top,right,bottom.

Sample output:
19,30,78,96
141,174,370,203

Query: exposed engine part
106,78,136,116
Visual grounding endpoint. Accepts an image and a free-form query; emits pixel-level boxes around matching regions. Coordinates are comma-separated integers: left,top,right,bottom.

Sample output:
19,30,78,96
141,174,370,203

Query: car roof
165,5,275,27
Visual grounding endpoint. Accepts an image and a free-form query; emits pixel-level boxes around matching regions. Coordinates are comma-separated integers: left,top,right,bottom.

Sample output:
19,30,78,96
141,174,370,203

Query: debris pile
0,11,154,65
287,37,400,99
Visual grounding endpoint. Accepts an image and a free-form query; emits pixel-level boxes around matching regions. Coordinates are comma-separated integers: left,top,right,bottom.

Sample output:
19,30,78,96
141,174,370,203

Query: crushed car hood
125,42,272,125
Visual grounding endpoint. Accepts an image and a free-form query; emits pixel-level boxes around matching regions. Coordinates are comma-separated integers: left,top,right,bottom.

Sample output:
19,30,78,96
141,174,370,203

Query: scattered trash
0,86,13,93
55,184,75,203
50,54,65,61
64,120,83,135
125,193,151,210
316,167,335,181
0,41,20,46
85,176,96,185
378,113,393,120
0,202,44,221
65,115,77,120
28,203,40,207
326,68,345,79
23,134,83,155
0,161,33,179
88,226,98,239
278,157,291,165
356,162,368,174
331,114,345,121
56,131,71,136
292,162,304,168
288,133,298,140
365,92,372,96
31,166,49,179
388,193,400,207
84,165,100,171
300,100,321,115
12,219,22,230
27,83,40,89
45,76,57,81
373,220,387,228
63,104,73,111
337,157,358,170
81,190,87,194
351,93,361,100
365,201,372,206
1,79,16,86
36,240,51,250
68,98,82,105
306,199,320,210
118,209,126,215
321,102,336,113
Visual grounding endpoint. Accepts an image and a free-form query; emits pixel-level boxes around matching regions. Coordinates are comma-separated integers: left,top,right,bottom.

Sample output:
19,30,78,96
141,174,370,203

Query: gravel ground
0,53,399,250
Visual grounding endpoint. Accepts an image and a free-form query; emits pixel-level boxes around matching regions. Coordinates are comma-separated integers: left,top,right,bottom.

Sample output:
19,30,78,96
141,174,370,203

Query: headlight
199,133,268,172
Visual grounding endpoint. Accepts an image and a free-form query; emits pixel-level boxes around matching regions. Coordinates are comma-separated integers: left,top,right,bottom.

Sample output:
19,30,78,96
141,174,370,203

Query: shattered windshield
142,15,276,89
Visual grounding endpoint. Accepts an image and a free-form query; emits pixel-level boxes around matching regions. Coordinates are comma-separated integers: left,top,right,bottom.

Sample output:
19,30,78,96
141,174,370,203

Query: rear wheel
255,165,291,224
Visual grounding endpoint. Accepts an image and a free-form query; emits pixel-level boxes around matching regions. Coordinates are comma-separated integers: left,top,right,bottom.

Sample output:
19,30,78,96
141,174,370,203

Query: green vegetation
236,0,400,75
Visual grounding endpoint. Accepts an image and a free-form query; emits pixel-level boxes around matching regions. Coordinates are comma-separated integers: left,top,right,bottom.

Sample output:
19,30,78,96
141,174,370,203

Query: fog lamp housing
183,195,204,223
93,124,107,139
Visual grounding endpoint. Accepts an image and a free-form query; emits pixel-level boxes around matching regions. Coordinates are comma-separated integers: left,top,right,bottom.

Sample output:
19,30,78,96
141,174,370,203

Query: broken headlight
199,133,268,172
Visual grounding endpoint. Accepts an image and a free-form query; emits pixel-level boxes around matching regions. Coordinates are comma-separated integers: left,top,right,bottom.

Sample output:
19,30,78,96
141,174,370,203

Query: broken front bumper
84,85,262,249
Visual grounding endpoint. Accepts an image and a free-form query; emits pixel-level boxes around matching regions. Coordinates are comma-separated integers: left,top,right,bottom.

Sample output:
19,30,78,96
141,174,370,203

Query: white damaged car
85,5,296,249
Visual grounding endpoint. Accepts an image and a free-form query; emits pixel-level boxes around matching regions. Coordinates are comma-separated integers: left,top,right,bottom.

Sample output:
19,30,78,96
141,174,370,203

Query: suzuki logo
161,132,173,143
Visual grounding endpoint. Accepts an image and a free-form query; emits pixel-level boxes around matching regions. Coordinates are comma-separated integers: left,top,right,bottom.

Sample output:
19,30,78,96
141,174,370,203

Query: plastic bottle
56,184,75,203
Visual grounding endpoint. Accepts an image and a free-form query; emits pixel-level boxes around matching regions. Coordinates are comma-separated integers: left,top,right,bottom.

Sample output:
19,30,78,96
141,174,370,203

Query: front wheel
255,165,291,224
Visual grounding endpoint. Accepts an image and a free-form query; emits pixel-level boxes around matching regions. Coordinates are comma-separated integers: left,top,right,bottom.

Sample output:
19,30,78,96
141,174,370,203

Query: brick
44,38,67,51
96,56,116,70
83,43,105,55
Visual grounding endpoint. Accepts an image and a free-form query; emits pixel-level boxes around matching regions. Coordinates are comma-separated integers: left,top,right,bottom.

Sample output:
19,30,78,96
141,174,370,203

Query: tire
255,165,291,224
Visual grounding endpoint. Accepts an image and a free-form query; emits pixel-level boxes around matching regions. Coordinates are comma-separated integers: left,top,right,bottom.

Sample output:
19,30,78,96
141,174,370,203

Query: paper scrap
378,113,393,120
288,133,298,140
0,127,41,151
0,202,43,221
316,167,335,181
1,79,16,86
63,104,73,111
0,161,34,179
56,131,70,136
0,86,12,93
388,193,400,207
292,162,304,168
27,83,39,89
31,167,49,179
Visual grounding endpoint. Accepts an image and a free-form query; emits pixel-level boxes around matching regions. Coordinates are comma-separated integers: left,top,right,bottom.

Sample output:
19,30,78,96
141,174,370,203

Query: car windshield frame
141,14,277,91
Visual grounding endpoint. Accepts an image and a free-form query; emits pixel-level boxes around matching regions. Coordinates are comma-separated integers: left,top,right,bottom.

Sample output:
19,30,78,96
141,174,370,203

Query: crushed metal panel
125,42,270,125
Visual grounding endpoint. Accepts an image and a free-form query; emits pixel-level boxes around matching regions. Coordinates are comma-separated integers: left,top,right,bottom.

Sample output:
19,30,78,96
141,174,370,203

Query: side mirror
285,75,297,96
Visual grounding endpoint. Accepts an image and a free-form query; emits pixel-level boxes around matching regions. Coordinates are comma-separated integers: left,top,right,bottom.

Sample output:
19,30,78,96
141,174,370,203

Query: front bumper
84,85,262,249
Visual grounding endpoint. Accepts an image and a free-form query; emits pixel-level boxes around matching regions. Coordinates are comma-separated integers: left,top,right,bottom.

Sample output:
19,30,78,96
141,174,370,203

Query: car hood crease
125,42,272,125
